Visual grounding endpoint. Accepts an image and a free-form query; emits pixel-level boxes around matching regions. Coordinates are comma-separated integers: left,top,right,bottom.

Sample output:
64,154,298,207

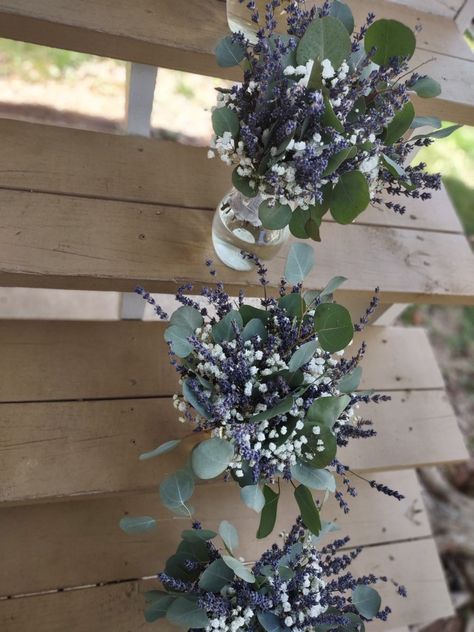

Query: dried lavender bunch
209,0,459,240
136,244,400,538
143,518,405,630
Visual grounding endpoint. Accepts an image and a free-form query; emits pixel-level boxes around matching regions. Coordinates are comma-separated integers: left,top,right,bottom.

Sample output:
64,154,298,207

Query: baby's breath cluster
209,0,456,240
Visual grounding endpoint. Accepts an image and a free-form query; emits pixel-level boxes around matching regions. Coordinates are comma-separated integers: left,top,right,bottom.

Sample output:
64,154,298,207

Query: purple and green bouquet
209,0,459,240
143,518,405,630
135,244,402,538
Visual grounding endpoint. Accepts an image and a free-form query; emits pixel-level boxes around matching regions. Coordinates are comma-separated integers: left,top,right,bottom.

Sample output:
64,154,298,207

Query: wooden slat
0,0,471,123
0,390,467,504
0,539,453,630
0,322,446,402
1,191,474,303
0,470,429,595
388,0,464,17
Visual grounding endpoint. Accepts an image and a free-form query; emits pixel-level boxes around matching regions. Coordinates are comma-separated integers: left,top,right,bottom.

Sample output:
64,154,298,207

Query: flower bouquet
209,0,459,268
135,244,402,538
143,518,405,630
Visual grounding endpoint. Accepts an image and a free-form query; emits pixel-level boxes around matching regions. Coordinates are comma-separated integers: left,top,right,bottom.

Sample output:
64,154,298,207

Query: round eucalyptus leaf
319,275,348,299
291,462,336,491
352,584,382,619
215,35,247,67
289,207,310,239
330,171,370,224
219,520,239,554
212,309,243,343
165,552,201,582
297,16,351,68
411,76,442,98
159,469,195,516
242,318,268,342
164,325,193,358
259,200,292,229
212,106,240,138
139,439,181,461
119,515,156,534
278,293,305,320
288,340,318,373
232,167,258,197
314,303,354,352
338,366,363,393
304,423,338,468
166,596,210,628
170,305,203,332
364,19,416,66
191,438,234,480
306,394,351,428
384,101,415,145
183,379,210,419
240,485,266,513
181,528,217,542
329,0,354,34
144,593,174,623
410,116,441,130
198,558,235,592
257,611,287,632
305,218,321,241
222,555,256,583
284,242,315,284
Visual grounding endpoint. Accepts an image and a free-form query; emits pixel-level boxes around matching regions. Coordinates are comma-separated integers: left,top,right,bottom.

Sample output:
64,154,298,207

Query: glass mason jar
212,188,289,271
226,0,288,43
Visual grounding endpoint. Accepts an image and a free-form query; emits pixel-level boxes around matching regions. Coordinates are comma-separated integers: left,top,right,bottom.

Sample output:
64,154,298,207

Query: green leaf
330,170,370,224
257,611,287,632
305,218,321,241
170,305,203,331
191,438,234,480
288,340,318,373
212,309,243,343
177,538,211,564
183,379,210,418
257,485,280,539
165,552,201,582
384,101,415,145
278,293,305,320
289,207,310,239
232,167,258,198
164,325,193,358
259,200,292,229
198,558,235,592
278,565,295,581
306,394,351,428
212,106,240,138
352,585,382,619
215,35,246,67
381,153,407,179
410,116,441,129
411,76,441,98
323,146,357,176
139,439,181,461
314,302,354,352
250,393,296,423
219,520,239,554
411,124,462,141
166,596,210,628
297,16,351,68
311,520,341,545
284,242,315,284
338,366,362,393
321,97,344,132
144,593,174,623
294,484,322,535
119,515,156,534
241,485,266,513
181,528,217,542
304,423,338,468
222,555,256,583
242,318,268,342
239,304,269,326
364,19,416,66
291,462,336,491
329,1,354,33
159,469,195,516
319,275,348,300
307,58,324,90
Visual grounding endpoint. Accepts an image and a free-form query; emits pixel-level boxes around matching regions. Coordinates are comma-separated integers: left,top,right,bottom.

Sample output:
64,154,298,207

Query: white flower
321,58,335,79
207,150,215,159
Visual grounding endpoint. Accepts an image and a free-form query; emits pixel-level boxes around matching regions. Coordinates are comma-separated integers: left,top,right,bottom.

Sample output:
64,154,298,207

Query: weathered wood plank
0,470,429,595
0,322,446,403
0,0,471,122
388,0,464,18
1,189,473,303
0,119,463,234
0,539,453,629
0,390,467,504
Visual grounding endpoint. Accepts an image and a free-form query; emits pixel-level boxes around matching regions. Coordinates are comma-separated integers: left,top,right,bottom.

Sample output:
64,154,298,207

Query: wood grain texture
0,539,453,629
1,189,473,303
0,390,467,504
0,0,471,122
0,470,429,595
0,322,446,403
